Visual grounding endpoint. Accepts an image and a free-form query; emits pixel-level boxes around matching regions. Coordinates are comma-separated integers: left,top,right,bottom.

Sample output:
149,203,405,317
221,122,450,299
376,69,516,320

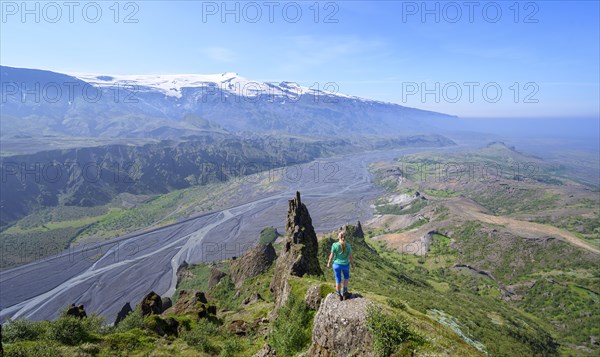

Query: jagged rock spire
284,192,322,276
270,192,323,315
356,221,364,238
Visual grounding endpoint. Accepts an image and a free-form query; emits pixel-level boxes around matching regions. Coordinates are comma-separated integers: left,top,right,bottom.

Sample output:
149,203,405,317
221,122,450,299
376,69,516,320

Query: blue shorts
332,263,350,283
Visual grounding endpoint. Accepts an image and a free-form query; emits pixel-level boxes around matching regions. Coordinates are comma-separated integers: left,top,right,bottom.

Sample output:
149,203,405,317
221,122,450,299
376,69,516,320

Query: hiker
327,230,356,301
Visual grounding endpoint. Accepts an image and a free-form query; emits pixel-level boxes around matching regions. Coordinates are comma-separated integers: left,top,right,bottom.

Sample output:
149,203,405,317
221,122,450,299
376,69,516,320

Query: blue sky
1,0,598,118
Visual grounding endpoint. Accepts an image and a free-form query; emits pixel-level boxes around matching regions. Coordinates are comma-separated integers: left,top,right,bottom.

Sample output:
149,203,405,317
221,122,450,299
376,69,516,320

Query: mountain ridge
1,65,457,139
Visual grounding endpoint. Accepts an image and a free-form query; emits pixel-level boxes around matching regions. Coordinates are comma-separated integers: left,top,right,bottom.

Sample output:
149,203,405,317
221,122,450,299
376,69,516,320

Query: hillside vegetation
2,143,597,356
368,143,599,354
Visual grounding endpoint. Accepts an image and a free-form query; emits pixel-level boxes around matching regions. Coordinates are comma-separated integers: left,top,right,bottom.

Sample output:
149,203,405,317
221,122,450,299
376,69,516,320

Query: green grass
4,194,598,357
423,188,459,197
376,199,428,216
0,226,83,268
269,293,313,355
399,217,429,231
258,226,279,245
4,215,101,234
468,188,560,216
76,191,186,240
367,305,420,357
532,213,600,245
0,180,242,269
173,264,213,302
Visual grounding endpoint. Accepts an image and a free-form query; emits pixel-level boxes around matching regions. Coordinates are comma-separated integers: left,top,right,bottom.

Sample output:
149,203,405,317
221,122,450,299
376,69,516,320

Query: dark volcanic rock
65,304,87,319
161,297,173,312
208,268,227,289
114,302,133,325
355,221,365,238
285,191,323,276
198,303,217,319
270,192,323,312
307,294,375,356
140,291,163,316
230,243,276,289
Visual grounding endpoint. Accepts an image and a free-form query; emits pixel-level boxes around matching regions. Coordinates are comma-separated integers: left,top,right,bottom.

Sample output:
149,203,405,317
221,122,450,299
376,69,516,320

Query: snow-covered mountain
1,66,456,139
71,71,360,100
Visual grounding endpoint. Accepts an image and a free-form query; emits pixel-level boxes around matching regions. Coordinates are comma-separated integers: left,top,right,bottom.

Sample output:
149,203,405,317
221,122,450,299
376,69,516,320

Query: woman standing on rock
327,230,356,301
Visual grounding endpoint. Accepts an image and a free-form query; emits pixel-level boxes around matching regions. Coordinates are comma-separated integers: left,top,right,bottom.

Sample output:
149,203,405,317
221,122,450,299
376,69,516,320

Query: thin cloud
278,35,388,70
202,47,236,63
448,44,536,62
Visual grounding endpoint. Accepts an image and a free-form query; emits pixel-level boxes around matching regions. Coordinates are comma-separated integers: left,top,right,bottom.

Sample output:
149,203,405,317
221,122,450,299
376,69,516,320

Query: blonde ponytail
338,231,346,253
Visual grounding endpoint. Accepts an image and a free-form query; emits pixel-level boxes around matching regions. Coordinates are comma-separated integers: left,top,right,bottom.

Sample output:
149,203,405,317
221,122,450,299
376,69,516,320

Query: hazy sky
1,1,598,118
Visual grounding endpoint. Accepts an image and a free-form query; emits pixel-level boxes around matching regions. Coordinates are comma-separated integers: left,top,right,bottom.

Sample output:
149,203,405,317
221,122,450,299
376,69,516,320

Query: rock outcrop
161,297,173,312
230,243,276,289
355,221,365,238
227,319,249,336
65,304,87,319
307,293,375,357
114,302,133,325
163,289,217,320
208,268,227,289
140,291,163,316
167,290,208,315
176,261,192,287
144,315,179,337
270,192,323,310
285,192,323,276
305,283,324,310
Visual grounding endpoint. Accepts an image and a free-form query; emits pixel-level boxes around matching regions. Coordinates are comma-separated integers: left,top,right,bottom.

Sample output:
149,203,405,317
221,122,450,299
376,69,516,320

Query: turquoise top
331,242,352,265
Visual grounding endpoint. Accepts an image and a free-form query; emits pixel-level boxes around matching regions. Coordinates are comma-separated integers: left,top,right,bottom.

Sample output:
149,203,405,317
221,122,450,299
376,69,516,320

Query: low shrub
387,298,407,310
366,305,413,357
259,226,279,245
4,340,62,357
47,316,89,345
104,329,146,352
181,319,218,353
219,338,242,357
2,319,48,343
114,308,144,332
269,294,312,356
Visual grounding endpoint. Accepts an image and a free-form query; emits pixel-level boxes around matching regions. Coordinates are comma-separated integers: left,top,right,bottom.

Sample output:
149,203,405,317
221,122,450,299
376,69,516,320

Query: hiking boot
343,291,352,300
338,293,344,301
